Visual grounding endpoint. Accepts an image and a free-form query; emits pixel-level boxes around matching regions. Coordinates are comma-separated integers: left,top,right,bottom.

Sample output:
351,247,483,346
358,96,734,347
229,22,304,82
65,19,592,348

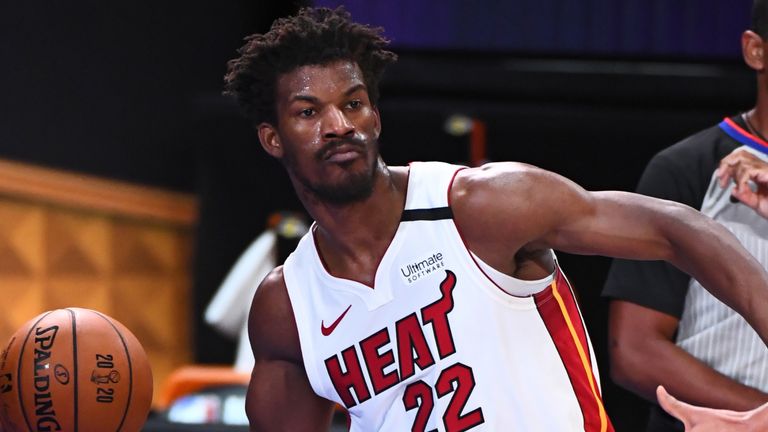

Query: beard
285,136,380,205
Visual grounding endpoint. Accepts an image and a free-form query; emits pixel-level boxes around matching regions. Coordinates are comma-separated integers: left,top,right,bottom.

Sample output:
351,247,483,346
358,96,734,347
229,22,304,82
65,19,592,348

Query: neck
744,106,767,141
748,86,768,139
296,161,409,283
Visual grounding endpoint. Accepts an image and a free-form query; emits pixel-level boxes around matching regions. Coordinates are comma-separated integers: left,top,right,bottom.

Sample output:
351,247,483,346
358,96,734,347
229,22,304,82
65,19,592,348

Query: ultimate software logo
400,252,445,284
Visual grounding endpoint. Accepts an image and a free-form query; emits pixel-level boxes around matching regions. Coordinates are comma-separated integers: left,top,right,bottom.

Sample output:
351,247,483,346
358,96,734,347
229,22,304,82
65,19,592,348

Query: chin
314,161,378,204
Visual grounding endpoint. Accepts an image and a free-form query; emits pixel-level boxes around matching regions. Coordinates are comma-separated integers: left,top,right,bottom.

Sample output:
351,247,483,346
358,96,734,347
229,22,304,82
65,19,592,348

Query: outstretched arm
452,162,768,344
657,386,768,431
245,267,336,431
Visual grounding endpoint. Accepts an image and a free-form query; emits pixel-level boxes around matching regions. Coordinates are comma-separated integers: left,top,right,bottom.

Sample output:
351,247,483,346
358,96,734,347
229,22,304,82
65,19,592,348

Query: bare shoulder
450,162,590,264
451,161,582,223
452,162,567,200
248,265,302,362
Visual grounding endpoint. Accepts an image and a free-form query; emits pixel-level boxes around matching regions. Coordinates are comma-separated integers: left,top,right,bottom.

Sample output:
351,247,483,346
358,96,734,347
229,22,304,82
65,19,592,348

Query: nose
322,106,354,139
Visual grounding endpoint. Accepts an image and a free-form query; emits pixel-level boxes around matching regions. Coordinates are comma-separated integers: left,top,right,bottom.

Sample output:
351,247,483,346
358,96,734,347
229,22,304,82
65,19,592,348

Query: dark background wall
0,1,757,430
318,0,748,57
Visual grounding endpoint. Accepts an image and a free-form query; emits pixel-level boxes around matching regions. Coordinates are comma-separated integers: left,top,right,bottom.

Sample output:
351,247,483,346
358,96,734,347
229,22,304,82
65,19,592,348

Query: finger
657,385,689,423
730,167,755,197
731,186,760,209
731,148,758,162
717,167,731,189
737,149,762,164
733,163,754,188
736,152,768,178
754,170,768,185
717,163,739,189
719,156,751,188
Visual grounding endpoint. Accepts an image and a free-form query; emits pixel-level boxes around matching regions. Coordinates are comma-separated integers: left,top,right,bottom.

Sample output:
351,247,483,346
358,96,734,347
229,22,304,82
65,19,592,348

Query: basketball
0,308,153,432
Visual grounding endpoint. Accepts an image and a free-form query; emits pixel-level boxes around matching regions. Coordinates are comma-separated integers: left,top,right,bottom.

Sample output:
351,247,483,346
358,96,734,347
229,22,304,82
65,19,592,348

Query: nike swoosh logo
321,305,352,336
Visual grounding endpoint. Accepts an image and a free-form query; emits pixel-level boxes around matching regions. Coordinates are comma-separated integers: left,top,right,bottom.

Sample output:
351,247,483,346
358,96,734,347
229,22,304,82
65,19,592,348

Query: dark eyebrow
290,83,366,103
291,94,318,104
344,83,366,96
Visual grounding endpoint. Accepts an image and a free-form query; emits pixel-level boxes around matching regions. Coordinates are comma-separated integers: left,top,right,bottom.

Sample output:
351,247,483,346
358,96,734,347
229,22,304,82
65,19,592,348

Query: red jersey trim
534,272,614,432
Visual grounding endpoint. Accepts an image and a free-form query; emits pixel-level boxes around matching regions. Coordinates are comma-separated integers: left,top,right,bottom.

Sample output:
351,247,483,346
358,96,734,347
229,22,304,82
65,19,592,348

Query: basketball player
603,1,768,430
224,7,768,431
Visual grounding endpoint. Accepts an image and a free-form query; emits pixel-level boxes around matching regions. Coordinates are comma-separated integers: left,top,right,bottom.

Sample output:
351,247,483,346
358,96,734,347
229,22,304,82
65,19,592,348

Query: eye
347,100,362,109
299,108,315,117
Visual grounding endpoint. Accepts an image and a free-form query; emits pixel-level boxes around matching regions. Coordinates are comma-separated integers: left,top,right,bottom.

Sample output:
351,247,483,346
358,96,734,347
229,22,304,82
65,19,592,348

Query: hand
657,386,761,431
717,148,768,218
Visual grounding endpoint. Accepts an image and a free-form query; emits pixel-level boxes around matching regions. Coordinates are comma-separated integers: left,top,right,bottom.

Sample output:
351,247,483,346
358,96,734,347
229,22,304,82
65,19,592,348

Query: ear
257,123,284,159
742,30,765,71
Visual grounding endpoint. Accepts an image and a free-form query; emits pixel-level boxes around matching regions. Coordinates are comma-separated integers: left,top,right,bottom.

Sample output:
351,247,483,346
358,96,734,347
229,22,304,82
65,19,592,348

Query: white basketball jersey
282,162,613,431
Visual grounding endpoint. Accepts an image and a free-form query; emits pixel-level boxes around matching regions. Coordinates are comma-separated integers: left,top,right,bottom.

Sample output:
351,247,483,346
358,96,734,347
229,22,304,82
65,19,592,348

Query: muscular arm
451,162,768,346
246,267,336,431
609,300,768,410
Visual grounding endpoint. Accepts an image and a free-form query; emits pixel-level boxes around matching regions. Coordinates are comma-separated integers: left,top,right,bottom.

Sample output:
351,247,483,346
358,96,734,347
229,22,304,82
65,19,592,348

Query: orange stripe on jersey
534,271,614,432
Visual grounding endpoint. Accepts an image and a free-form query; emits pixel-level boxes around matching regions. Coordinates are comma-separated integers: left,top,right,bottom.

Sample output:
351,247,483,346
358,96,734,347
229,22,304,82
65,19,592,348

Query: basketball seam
67,308,79,432
91,310,133,432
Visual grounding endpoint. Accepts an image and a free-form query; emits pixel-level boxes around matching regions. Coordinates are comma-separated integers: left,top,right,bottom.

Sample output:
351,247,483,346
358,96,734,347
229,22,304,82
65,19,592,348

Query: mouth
322,142,365,163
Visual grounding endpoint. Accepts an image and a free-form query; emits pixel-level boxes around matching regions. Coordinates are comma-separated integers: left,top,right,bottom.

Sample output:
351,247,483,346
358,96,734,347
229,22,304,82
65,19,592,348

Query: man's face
260,60,382,205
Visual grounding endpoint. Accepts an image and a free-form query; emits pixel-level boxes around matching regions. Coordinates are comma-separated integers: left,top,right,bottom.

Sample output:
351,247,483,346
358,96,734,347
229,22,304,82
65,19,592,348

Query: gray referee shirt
676,145,768,390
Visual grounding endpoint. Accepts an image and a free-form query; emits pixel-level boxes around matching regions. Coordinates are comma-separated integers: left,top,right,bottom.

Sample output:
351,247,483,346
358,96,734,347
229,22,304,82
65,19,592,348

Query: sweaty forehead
276,60,366,102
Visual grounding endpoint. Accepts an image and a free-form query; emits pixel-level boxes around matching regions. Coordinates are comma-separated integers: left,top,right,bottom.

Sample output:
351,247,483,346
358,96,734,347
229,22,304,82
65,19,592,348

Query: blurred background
0,1,756,430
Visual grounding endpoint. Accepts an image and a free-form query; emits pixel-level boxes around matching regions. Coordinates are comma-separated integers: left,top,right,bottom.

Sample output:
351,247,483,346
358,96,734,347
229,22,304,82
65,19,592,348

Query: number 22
402,363,485,432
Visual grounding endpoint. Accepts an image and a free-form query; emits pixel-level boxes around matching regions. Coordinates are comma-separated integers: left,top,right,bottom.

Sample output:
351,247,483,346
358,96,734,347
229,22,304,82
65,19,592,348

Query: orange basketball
0,308,153,432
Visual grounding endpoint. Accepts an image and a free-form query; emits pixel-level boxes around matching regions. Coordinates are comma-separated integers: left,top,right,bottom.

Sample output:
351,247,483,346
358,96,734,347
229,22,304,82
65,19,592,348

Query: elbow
606,300,678,400
608,343,637,391
607,334,655,395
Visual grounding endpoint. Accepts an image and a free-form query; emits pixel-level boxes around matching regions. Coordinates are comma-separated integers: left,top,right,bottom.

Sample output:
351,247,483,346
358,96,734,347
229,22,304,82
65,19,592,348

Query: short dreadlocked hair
223,6,397,125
